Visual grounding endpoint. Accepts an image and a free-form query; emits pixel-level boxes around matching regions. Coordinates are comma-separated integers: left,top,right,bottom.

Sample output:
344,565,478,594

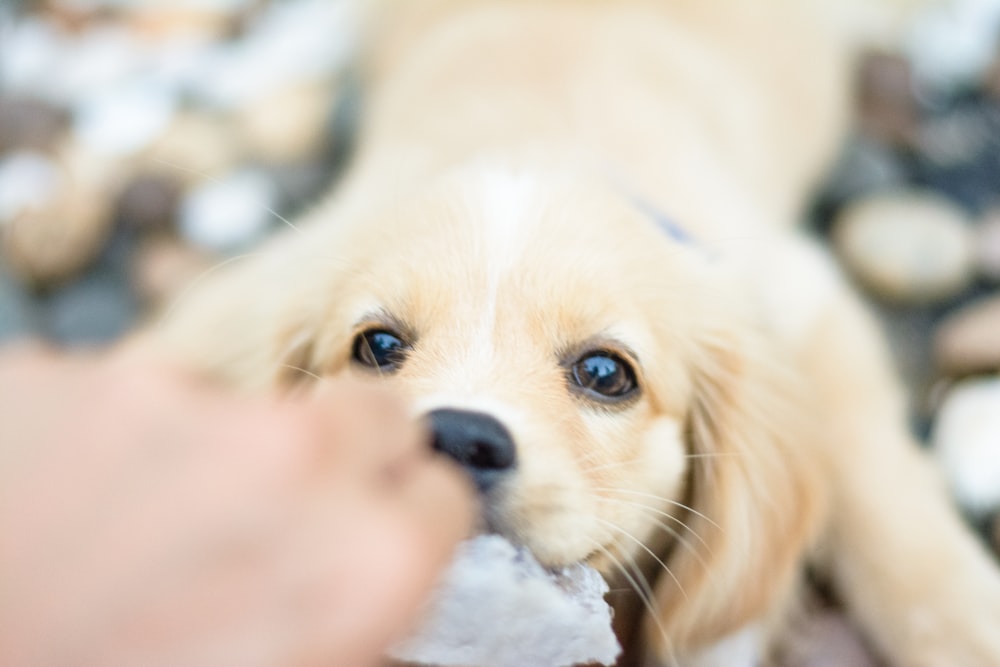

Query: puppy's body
153,2,1000,665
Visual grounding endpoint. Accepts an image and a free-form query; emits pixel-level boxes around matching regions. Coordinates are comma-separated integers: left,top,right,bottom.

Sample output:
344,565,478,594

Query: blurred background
0,0,998,557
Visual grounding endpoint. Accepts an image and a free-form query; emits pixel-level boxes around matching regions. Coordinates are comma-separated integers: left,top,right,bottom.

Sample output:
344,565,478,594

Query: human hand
0,344,474,667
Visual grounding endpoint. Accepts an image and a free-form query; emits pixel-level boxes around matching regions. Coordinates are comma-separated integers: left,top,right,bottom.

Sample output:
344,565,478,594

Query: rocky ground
0,0,998,653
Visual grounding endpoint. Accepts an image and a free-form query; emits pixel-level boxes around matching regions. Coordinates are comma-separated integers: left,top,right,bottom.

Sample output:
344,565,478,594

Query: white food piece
391,535,621,667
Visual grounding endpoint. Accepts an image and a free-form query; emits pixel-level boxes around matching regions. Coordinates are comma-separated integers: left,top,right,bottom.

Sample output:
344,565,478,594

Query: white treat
391,535,621,667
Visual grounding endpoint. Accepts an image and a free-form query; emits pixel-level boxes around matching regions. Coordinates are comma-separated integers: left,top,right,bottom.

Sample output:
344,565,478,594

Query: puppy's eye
571,352,638,399
352,329,408,371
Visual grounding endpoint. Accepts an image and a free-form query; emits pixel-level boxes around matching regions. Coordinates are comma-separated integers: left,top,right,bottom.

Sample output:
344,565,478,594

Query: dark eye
352,329,408,371
571,351,638,399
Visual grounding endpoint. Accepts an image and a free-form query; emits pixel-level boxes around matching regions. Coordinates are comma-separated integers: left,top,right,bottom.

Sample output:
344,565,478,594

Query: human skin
0,344,474,667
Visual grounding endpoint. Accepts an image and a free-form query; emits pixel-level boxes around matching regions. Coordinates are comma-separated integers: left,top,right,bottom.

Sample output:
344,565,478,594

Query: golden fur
148,1,1000,665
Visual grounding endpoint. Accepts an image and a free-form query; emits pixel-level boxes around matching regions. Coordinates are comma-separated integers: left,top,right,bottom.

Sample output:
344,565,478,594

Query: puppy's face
171,162,821,650
292,166,717,570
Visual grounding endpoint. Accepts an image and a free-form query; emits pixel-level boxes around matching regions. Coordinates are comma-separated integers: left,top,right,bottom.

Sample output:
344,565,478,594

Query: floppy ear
648,328,828,658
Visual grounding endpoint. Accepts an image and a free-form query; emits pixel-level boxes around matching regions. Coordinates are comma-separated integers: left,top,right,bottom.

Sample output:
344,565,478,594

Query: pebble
178,168,279,253
56,23,143,106
784,610,881,667
116,174,182,234
931,376,1000,516
975,209,1000,282
73,79,179,158
905,0,1000,94
856,51,919,148
933,295,1000,376
0,265,37,344
235,80,334,163
0,97,69,154
0,147,114,287
40,264,137,347
0,151,64,222
143,111,240,184
832,190,976,304
130,236,214,310
913,98,1000,214
816,137,909,222
0,17,69,101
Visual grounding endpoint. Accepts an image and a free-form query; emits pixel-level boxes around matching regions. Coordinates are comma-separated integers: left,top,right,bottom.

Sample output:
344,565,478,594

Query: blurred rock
267,160,333,215
73,78,178,158
41,264,137,346
0,147,115,288
914,97,1000,214
116,174,182,234
986,47,1000,101
816,137,908,224
131,235,214,311
976,208,1000,283
905,0,1000,95
0,150,63,222
832,190,975,304
178,167,279,253
856,51,919,148
784,610,881,667
993,514,1000,556
872,303,937,414
235,79,335,164
144,111,240,184
0,96,69,153
932,376,1000,516
0,264,37,343
934,295,1000,376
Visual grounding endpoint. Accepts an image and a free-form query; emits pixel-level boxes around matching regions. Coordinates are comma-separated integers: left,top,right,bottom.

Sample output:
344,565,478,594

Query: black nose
428,409,517,492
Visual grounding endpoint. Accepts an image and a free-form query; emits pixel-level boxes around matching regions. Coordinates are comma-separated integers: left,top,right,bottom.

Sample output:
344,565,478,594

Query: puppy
149,1,1000,665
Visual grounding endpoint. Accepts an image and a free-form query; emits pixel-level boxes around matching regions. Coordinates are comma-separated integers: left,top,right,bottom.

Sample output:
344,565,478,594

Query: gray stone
932,376,1000,516
976,209,1000,283
832,190,975,304
40,266,137,347
0,262,37,343
934,294,1000,376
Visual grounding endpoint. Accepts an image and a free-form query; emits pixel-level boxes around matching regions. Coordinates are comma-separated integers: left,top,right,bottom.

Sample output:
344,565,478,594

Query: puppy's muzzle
428,409,516,493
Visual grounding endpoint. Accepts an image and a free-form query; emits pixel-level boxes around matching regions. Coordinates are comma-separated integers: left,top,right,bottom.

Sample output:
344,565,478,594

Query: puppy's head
163,162,823,654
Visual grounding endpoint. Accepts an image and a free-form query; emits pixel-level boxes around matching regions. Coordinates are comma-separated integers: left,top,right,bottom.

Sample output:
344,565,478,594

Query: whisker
279,364,326,383
578,458,644,474
590,540,677,666
594,517,688,602
595,495,712,560
362,331,384,379
593,487,722,532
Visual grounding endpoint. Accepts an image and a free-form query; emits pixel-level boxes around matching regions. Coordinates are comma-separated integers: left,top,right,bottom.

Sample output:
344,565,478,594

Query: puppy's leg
800,287,1000,667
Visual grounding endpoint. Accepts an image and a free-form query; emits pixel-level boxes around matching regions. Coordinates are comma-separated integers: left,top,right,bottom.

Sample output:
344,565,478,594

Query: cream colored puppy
151,1,1000,665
